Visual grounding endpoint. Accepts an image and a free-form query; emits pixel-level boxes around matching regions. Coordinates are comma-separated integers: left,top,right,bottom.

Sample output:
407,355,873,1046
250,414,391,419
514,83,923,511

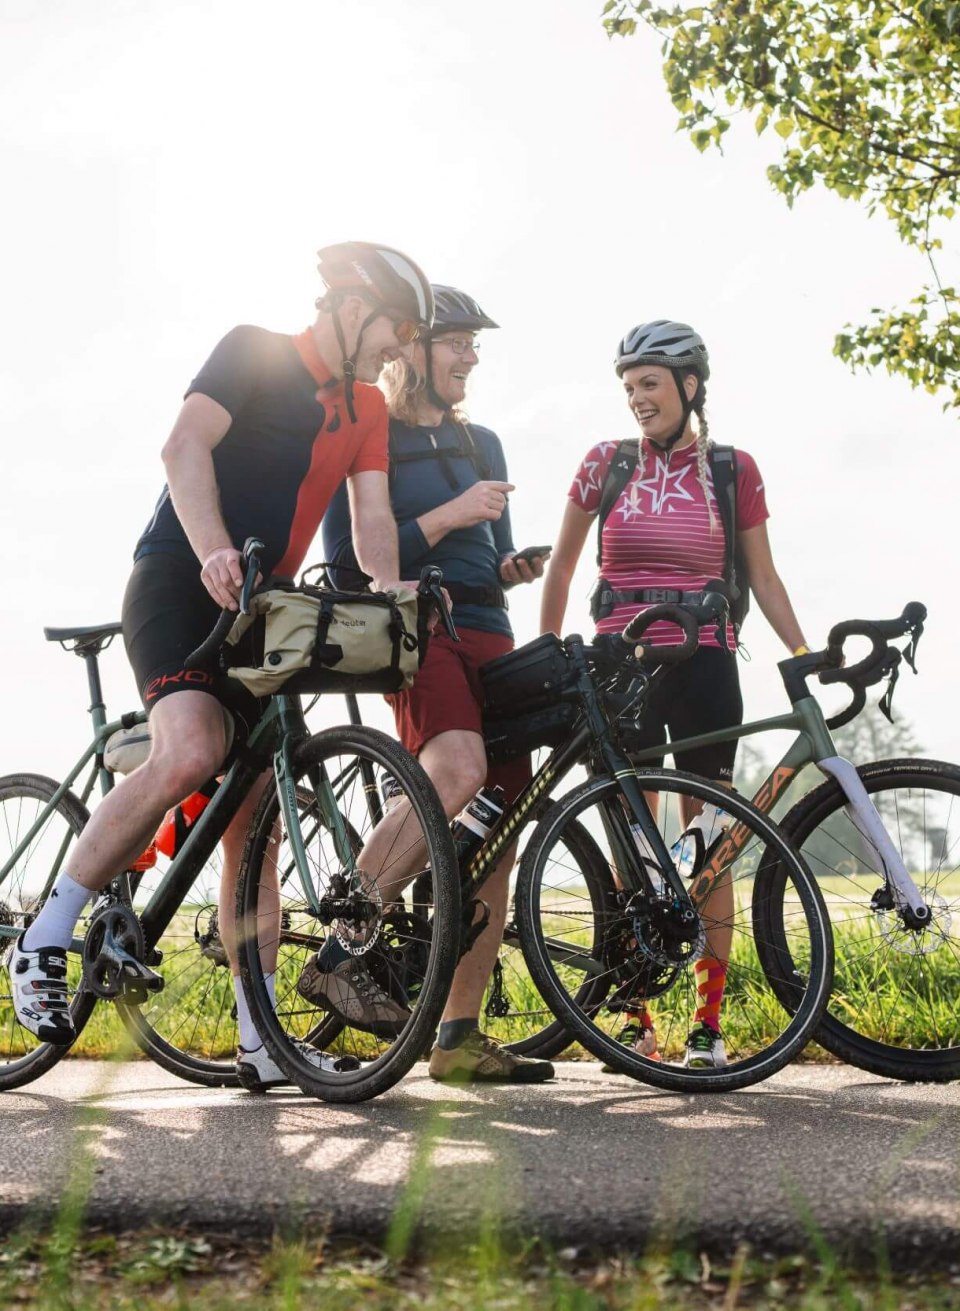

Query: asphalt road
2,1060,958,1268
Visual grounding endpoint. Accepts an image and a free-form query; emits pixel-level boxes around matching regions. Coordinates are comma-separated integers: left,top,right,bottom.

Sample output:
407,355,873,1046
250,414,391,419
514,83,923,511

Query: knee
143,739,222,805
430,754,488,816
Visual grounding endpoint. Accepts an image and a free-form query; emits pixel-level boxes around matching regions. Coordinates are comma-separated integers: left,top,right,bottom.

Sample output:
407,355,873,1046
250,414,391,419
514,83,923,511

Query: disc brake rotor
877,888,953,956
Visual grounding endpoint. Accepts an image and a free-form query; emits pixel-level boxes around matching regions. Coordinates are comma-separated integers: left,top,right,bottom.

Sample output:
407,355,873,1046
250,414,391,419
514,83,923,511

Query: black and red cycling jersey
134,324,389,578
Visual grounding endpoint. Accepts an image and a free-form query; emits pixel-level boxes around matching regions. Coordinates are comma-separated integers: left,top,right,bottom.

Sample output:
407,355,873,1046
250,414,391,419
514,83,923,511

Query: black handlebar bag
479,634,578,765
223,582,422,697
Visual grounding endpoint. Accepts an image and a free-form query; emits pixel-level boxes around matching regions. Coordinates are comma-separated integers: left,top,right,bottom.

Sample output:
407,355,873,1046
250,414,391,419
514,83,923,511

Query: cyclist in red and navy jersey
540,320,808,1071
12,242,434,1091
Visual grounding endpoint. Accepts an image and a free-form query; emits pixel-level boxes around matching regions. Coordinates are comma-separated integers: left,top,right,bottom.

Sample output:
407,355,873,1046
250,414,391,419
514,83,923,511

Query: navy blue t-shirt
322,417,515,637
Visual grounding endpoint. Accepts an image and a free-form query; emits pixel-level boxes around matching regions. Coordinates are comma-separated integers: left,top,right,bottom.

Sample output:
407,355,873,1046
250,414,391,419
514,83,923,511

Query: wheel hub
876,887,953,955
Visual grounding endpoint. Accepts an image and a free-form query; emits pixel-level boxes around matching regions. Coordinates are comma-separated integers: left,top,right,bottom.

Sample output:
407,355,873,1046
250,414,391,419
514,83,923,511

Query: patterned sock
437,1018,479,1051
21,872,92,951
692,957,728,1033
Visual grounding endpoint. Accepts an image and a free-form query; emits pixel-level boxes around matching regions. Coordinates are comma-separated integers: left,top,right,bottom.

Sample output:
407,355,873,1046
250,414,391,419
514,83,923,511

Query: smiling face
427,331,479,408
621,363,698,446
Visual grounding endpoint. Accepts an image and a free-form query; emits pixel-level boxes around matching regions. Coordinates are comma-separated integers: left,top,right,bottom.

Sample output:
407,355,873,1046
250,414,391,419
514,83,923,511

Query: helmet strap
643,368,694,453
329,296,381,424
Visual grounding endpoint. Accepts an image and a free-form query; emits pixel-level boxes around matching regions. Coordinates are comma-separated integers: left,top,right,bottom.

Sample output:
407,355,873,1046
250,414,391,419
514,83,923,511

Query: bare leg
218,770,277,976
358,729,486,900
440,842,517,1024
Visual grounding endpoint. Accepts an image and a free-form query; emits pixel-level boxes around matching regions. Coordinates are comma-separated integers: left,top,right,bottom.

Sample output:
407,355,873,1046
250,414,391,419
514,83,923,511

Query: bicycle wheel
236,725,459,1102
0,774,98,1091
486,817,608,1060
516,769,833,1092
759,758,960,1082
116,842,241,1088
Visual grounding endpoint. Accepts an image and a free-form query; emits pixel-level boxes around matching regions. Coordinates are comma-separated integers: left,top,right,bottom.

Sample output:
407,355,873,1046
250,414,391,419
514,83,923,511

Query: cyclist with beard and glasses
11,242,434,1092
540,320,808,1071
313,285,555,1084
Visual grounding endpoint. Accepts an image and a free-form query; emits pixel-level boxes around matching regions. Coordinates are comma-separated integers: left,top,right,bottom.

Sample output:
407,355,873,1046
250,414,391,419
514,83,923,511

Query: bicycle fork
817,756,932,927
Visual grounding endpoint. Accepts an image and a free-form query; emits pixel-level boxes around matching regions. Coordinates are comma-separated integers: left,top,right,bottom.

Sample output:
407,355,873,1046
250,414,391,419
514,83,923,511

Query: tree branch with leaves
603,0,960,407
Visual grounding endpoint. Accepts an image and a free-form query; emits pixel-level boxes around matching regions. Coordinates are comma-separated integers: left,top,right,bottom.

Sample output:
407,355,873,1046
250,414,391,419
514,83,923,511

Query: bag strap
708,444,739,598
595,438,639,565
388,421,489,490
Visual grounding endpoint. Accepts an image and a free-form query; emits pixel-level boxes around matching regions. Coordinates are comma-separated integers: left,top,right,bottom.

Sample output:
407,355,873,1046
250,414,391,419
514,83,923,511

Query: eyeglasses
432,335,480,356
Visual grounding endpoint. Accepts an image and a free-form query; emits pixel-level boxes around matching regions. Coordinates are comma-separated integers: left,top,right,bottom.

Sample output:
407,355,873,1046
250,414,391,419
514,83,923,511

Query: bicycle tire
516,769,834,1093
491,817,609,1060
236,725,459,1102
0,774,98,1091
758,758,960,1083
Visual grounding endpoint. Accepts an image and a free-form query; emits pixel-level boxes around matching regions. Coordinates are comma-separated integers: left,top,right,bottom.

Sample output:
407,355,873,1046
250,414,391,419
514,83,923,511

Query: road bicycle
239,594,834,1094
584,600,959,1082
0,543,459,1101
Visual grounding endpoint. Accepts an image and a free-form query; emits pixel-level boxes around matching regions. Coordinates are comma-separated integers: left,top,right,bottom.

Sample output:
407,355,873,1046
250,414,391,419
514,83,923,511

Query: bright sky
2,0,957,784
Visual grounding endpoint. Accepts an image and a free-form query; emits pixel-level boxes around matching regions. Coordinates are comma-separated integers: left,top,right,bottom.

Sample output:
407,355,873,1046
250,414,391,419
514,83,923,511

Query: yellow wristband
793,644,811,657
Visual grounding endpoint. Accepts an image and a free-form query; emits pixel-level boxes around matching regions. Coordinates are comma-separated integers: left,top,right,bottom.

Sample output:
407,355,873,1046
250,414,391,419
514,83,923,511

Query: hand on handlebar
201,547,248,611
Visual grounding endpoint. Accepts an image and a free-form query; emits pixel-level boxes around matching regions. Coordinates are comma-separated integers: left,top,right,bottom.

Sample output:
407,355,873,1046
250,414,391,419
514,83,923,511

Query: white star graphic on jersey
616,452,702,518
574,442,619,502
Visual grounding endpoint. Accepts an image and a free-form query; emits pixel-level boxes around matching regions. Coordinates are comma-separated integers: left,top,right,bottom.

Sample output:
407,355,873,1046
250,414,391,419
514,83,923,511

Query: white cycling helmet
615,320,710,381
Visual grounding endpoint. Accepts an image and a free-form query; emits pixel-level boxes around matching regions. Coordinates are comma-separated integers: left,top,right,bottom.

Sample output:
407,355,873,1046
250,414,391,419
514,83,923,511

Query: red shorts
386,627,532,804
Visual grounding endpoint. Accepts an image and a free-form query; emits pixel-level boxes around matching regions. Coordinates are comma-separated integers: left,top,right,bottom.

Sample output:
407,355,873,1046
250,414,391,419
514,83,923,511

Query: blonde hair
380,352,468,425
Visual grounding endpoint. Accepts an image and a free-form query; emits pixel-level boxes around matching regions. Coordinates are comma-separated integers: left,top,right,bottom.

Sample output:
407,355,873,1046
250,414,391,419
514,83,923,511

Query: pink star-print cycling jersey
569,439,769,645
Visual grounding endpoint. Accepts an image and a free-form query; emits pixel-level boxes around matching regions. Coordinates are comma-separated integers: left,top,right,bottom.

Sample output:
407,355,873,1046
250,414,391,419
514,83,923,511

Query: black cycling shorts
122,552,263,736
618,645,743,782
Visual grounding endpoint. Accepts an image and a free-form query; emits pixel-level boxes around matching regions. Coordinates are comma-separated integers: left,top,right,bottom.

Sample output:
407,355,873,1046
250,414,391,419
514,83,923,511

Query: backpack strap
708,444,739,598
388,422,489,490
595,438,639,565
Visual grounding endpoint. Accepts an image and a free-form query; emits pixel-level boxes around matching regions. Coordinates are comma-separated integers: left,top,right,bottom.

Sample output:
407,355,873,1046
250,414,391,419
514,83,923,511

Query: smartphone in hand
512,544,552,565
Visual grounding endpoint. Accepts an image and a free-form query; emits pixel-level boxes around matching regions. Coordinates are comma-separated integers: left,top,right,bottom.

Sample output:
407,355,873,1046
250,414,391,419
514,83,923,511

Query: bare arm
738,522,807,652
161,393,243,608
539,499,594,636
348,470,400,590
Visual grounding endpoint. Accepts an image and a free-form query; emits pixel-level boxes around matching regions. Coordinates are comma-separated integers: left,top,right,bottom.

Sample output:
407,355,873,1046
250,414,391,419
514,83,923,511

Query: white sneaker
236,1041,361,1093
236,1044,291,1093
10,934,75,1045
683,1023,727,1068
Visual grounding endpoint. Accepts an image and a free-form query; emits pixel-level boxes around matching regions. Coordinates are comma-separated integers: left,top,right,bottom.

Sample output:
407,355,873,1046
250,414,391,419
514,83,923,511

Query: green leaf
774,117,794,139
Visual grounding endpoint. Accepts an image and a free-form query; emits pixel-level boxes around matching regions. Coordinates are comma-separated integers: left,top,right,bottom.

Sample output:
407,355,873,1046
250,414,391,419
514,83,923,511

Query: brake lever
240,537,265,616
878,650,902,723
418,566,460,643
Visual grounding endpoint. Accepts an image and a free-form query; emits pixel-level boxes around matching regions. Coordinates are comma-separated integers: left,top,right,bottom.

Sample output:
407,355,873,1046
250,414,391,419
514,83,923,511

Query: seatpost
81,647,112,794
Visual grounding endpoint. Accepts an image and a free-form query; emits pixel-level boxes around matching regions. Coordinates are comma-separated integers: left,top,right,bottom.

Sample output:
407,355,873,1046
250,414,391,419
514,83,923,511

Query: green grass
2,1227,959,1310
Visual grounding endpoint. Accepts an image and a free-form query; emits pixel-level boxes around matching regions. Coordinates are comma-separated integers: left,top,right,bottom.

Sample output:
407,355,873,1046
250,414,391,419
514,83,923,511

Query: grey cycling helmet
432,285,499,333
614,319,709,451
425,283,497,411
615,320,710,381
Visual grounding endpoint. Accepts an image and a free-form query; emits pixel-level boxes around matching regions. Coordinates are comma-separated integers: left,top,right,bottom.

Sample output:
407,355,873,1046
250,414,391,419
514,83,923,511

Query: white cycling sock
21,872,92,952
234,971,278,1052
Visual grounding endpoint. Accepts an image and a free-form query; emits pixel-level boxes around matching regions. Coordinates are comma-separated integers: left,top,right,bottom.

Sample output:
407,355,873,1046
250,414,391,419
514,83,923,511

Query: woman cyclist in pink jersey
539,320,808,1068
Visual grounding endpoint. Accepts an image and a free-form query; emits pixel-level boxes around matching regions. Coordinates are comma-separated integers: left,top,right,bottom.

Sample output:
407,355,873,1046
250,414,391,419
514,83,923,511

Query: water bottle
670,802,730,879
451,785,506,868
379,770,405,812
155,780,219,858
